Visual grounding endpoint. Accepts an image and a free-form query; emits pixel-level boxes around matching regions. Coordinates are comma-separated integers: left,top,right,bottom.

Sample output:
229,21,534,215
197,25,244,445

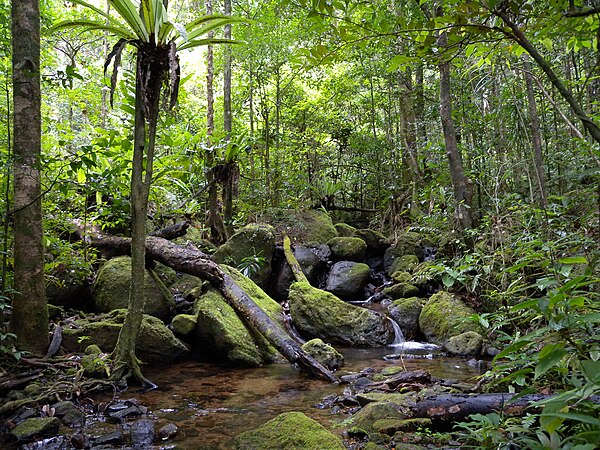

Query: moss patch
234,411,344,450
327,237,367,261
419,292,478,344
334,222,356,237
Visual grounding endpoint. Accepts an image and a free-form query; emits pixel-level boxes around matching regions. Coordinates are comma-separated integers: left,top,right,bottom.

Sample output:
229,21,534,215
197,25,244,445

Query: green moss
301,338,344,370
334,222,356,237
356,392,414,407
381,366,403,376
390,254,420,274
391,271,412,283
419,292,478,344
212,223,276,286
382,282,419,299
354,228,389,251
171,313,198,336
444,331,483,356
10,417,60,441
289,282,391,346
234,411,344,450
91,256,174,319
327,237,367,260
340,402,407,435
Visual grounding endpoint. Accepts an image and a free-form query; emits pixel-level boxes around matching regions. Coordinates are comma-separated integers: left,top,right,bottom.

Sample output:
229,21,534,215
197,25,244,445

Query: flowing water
101,347,483,449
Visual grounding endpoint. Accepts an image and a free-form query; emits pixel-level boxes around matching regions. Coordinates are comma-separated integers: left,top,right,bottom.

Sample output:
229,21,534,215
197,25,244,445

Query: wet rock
62,310,190,365
234,411,345,450
212,223,276,286
190,266,283,366
91,256,175,320
340,402,407,436
105,400,147,423
90,430,125,446
157,423,178,441
289,282,393,346
444,331,483,356
18,436,70,450
301,338,344,370
419,291,478,345
10,417,60,442
325,261,371,300
334,222,356,237
382,282,419,299
327,237,367,261
354,229,389,253
389,297,423,340
130,419,155,447
52,401,85,427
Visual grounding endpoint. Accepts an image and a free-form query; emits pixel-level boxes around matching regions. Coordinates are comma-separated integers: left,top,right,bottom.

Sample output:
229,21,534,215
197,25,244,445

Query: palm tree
53,0,242,387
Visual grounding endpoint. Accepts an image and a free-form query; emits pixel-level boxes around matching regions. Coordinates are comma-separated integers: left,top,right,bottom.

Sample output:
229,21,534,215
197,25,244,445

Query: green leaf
179,38,239,51
50,20,135,40
109,0,149,41
77,168,87,184
558,256,587,264
540,412,600,427
580,360,600,383
535,344,567,379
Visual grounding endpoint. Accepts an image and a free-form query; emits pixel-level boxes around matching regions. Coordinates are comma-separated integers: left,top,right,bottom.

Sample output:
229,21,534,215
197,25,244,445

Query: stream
96,345,483,449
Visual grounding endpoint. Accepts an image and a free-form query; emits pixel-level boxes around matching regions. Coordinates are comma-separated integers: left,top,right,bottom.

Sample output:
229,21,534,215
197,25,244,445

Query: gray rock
389,297,423,340
130,419,155,447
10,417,60,441
325,261,371,300
445,331,483,356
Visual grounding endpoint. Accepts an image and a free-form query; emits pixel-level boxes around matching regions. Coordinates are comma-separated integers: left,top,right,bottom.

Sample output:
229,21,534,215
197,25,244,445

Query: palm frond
51,19,136,40
104,38,129,107
186,16,248,42
179,38,239,51
109,0,149,41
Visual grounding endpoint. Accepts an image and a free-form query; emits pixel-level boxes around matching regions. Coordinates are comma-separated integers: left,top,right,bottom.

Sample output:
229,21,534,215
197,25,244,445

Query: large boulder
91,256,174,320
419,292,478,345
234,412,344,450
274,209,338,245
384,231,430,274
270,245,325,299
175,266,283,366
389,297,423,340
61,310,189,365
288,282,393,346
212,223,276,286
382,282,419,299
334,222,357,237
325,261,371,300
327,237,367,261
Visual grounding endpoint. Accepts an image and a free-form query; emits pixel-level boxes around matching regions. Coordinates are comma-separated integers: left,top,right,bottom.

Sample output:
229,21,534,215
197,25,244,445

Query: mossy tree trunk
10,0,48,354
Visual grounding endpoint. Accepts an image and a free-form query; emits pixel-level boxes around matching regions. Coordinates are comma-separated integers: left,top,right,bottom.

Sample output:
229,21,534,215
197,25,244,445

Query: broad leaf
109,0,149,41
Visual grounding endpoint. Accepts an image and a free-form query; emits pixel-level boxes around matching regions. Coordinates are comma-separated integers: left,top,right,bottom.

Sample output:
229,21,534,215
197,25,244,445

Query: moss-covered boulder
389,297,423,340
391,271,412,284
62,310,189,364
234,412,344,450
271,245,324,299
382,282,419,299
170,313,197,336
187,266,283,366
91,256,174,320
444,331,483,356
419,292,478,345
334,222,357,237
325,261,371,300
389,254,420,275
354,228,389,253
81,344,110,378
384,232,425,274
340,401,407,436
289,282,393,346
173,223,218,254
10,417,60,442
212,223,276,286
301,338,344,370
327,237,367,261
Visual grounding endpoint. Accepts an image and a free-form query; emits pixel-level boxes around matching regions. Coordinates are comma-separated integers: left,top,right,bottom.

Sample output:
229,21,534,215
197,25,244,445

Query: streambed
101,346,483,449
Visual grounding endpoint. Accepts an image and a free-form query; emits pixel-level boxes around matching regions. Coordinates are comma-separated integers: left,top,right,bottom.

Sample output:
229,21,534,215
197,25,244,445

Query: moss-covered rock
271,245,324,299
173,223,218,254
389,254,420,275
334,222,356,237
170,274,205,298
234,411,344,450
81,345,110,378
384,232,423,273
10,417,60,441
327,237,367,261
170,313,197,336
288,282,393,346
389,297,423,340
325,261,371,300
301,338,344,370
391,271,412,284
212,223,276,287
419,292,478,345
382,282,419,299
340,402,407,436
189,266,283,366
354,228,389,252
91,256,174,320
444,331,483,356
61,310,189,365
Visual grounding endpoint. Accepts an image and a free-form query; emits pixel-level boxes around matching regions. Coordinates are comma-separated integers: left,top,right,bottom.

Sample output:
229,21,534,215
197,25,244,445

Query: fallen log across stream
73,223,339,383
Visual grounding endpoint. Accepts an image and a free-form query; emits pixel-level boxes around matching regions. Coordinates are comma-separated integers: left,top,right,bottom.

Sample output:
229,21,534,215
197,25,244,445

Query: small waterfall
387,318,405,347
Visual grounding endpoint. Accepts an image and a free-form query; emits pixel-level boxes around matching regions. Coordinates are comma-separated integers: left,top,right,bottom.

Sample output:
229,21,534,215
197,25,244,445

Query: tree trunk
10,0,48,354
205,0,226,244
438,31,474,245
75,229,338,383
523,56,547,209
223,0,234,236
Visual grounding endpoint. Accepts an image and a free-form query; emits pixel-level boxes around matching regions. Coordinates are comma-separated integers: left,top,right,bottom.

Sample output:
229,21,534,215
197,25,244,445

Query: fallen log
75,226,338,382
409,393,600,422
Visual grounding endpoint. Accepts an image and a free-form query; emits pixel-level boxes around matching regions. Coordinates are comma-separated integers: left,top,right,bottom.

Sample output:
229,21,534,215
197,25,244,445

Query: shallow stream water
102,346,482,449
